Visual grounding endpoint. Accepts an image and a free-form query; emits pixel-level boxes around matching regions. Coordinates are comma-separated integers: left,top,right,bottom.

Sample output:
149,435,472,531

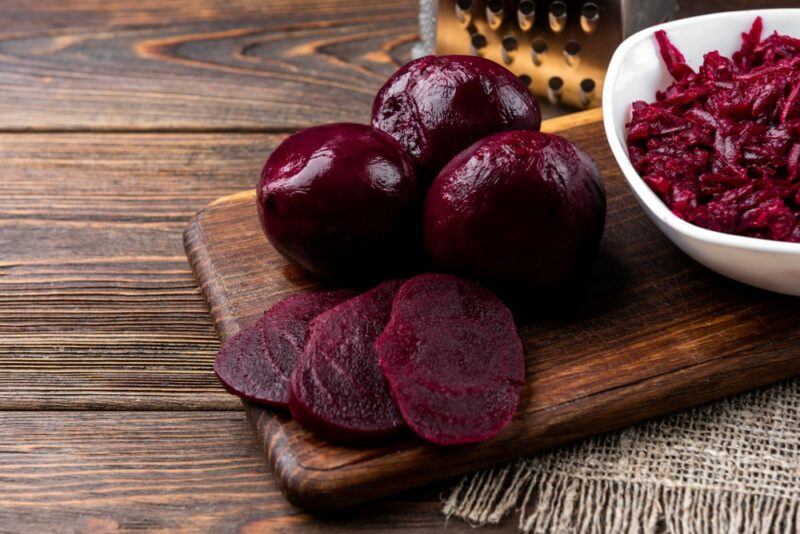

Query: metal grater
416,0,677,109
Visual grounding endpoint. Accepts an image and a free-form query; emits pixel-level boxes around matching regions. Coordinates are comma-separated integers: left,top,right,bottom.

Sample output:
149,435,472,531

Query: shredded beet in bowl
626,16,800,244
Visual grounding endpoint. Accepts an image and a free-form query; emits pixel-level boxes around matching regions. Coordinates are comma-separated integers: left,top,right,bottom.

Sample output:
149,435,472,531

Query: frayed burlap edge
443,380,800,533
444,464,800,533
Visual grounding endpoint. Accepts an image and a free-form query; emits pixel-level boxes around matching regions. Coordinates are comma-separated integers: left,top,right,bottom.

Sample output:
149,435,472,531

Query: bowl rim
602,8,800,255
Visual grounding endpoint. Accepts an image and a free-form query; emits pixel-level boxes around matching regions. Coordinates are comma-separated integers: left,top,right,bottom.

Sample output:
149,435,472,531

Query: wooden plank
0,411,494,532
0,133,292,409
184,109,800,510
0,0,417,130
0,0,791,132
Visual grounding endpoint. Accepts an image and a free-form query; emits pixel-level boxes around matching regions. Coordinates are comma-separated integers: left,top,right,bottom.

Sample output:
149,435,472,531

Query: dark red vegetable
376,274,524,446
257,123,421,281
627,17,800,243
213,289,355,408
288,280,405,444
372,55,541,180
214,325,269,405
424,130,606,291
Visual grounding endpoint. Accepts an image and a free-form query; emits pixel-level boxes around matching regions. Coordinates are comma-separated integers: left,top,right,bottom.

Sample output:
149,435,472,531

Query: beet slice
213,289,354,408
288,280,406,443
376,274,525,446
214,325,269,405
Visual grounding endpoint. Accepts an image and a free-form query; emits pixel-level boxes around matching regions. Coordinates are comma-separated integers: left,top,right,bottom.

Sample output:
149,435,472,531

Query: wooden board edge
541,107,603,133
248,336,800,511
183,210,243,341
245,402,420,512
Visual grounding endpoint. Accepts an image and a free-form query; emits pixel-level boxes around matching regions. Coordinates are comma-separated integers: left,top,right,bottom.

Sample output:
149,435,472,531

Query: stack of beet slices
214,289,355,408
214,274,526,446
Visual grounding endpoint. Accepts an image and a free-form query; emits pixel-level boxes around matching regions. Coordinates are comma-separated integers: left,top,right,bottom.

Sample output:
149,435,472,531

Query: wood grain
0,0,416,131
0,133,290,409
185,110,800,511
0,0,793,131
0,411,496,533
0,0,796,530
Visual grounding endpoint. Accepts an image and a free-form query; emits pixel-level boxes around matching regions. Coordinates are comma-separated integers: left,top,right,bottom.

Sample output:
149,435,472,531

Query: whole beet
424,130,606,291
257,123,420,281
371,55,541,180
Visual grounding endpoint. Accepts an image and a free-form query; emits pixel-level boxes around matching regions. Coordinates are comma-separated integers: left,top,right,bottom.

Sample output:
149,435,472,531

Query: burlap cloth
442,379,800,532
413,3,800,531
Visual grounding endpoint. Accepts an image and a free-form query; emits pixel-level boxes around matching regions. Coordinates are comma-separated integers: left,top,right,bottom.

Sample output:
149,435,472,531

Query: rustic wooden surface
1,0,796,530
185,110,800,511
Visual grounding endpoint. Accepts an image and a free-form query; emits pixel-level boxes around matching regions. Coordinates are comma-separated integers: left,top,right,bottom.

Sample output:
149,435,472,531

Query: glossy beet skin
371,55,542,180
257,123,420,281
424,131,606,291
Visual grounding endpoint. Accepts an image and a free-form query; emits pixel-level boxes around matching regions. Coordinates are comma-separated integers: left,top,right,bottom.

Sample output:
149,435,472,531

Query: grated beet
214,290,355,408
627,17,800,243
375,274,524,446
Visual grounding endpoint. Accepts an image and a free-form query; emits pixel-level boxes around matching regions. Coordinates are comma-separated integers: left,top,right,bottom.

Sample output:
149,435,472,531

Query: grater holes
519,0,535,16
564,40,581,67
581,2,599,20
471,33,487,48
580,2,599,33
471,32,488,56
455,0,473,26
531,37,548,65
517,0,535,31
579,78,596,106
548,76,564,103
550,1,567,17
518,74,532,87
502,35,518,51
501,35,518,64
548,1,567,33
486,0,505,30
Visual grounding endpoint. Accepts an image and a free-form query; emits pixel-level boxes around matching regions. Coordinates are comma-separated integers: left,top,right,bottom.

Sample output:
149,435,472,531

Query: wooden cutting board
183,108,800,512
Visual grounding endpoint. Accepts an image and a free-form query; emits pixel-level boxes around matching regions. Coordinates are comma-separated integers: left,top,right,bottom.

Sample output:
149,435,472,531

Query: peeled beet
376,274,525,445
257,123,420,281
372,55,541,179
214,289,354,408
288,280,405,444
424,130,606,291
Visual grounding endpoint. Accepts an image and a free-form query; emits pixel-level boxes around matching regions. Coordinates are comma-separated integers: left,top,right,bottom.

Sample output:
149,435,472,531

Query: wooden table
0,0,790,530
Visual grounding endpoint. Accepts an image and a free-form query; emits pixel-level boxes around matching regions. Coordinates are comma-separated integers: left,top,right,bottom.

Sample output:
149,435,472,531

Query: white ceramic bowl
602,9,800,296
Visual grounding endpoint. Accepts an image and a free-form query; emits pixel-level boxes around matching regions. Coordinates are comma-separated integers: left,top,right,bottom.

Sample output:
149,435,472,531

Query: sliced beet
214,324,269,405
288,280,406,444
376,274,525,446
214,289,354,408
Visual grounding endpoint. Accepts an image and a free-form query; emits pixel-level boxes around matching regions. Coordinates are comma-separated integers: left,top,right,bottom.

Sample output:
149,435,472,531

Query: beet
213,289,354,408
424,130,606,291
257,123,421,281
376,274,525,446
288,280,405,444
214,325,269,405
371,55,541,180
627,17,800,243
